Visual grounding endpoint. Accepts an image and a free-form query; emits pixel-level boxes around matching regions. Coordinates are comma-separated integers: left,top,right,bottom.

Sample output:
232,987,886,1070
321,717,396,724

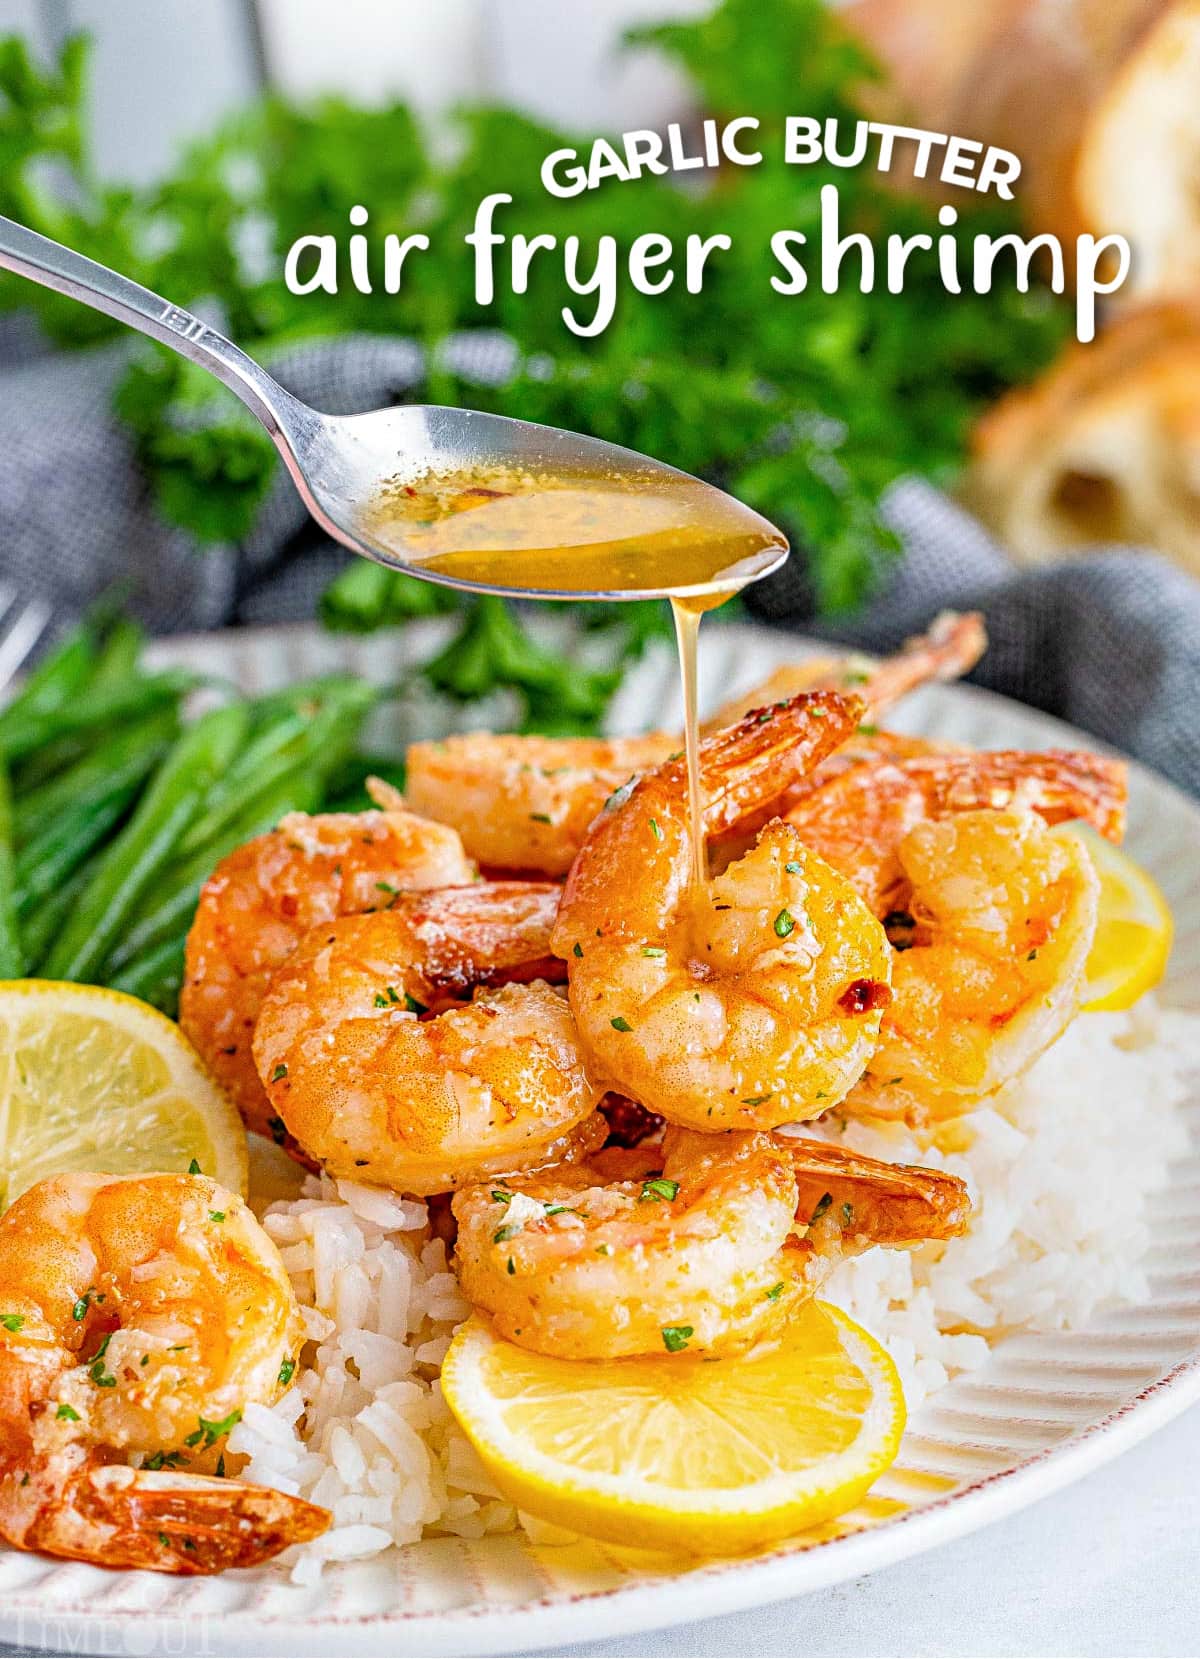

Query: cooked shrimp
452,1126,968,1358
405,614,985,878
705,610,986,731
453,1129,799,1358
844,808,1100,1126
0,1172,327,1574
551,694,893,1132
252,883,606,1194
405,730,678,876
707,729,959,873
181,794,473,1145
785,747,1128,916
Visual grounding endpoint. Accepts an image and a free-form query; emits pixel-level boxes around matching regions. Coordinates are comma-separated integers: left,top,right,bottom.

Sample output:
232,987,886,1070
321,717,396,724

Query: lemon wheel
1075,829,1173,1012
441,1302,905,1555
0,980,248,1209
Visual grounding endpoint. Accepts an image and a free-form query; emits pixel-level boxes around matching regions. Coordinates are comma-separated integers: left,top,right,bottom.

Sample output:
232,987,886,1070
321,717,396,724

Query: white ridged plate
3,619,1197,1659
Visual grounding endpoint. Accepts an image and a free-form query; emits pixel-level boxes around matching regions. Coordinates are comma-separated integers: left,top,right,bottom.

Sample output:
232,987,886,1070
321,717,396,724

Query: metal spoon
0,215,788,602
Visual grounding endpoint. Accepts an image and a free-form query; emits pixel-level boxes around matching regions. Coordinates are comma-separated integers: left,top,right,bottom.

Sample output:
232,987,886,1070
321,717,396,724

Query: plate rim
5,617,1198,1656
5,1351,1199,1657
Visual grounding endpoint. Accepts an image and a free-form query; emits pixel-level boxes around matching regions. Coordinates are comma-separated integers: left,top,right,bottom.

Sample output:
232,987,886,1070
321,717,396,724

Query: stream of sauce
366,461,788,886
671,591,733,888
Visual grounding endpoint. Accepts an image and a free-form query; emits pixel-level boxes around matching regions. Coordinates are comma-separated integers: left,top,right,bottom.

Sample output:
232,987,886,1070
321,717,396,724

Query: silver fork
0,585,51,699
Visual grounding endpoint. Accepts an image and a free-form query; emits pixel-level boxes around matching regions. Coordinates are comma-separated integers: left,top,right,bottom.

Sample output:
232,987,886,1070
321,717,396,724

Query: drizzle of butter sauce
671,591,734,891
366,461,788,886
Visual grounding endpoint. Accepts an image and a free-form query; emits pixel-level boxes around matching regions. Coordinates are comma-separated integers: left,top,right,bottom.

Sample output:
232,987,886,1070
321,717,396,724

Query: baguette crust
968,302,1200,571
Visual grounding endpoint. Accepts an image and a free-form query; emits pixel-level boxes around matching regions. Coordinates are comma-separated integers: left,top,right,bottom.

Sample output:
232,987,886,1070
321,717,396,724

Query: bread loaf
844,0,1200,301
967,302,1200,571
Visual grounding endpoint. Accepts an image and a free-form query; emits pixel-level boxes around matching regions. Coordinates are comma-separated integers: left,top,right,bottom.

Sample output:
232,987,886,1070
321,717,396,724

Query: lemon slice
0,980,248,1209
1074,829,1173,1012
441,1302,905,1555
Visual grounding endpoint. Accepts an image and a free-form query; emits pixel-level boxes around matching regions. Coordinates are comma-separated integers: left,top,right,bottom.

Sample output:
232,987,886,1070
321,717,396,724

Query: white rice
819,1002,1197,1407
229,1180,517,1584
232,1001,1198,1579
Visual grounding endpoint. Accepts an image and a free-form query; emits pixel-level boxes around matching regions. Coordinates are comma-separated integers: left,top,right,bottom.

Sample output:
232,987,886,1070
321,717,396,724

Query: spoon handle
0,213,300,439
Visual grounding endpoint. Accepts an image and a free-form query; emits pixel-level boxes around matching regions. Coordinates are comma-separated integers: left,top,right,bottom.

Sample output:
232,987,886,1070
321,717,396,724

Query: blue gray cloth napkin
1,327,1197,795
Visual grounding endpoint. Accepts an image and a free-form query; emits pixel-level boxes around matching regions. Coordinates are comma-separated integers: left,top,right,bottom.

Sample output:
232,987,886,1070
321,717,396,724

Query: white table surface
548,1401,1200,1659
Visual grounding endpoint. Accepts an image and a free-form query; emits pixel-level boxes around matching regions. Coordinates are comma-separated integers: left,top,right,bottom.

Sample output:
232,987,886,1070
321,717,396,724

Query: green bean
0,670,195,763
11,734,94,795
176,684,374,859
173,711,309,858
42,703,248,983
13,706,180,847
0,602,141,772
9,618,164,794
85,617,145,697
243,673,376,729
0,617,98,748
12,661,174,799
110,765,326,970
109,932,187,1016
21,858,97,973
318,559,397,632
14,789,139,917
0,765,22,977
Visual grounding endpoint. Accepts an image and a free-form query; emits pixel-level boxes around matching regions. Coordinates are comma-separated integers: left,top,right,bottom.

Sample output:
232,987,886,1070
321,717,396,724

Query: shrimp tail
1037,749,1128,842
365,774,407,812
16,1464,329,1575
863,610,987,713
911,748,1128,844
698,691,865,838
781,1136,971,1244
707,613,987,731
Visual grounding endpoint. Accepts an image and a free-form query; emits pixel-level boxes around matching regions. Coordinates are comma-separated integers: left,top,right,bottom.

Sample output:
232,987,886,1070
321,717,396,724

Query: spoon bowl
293,403,788,602
0,214,788,603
